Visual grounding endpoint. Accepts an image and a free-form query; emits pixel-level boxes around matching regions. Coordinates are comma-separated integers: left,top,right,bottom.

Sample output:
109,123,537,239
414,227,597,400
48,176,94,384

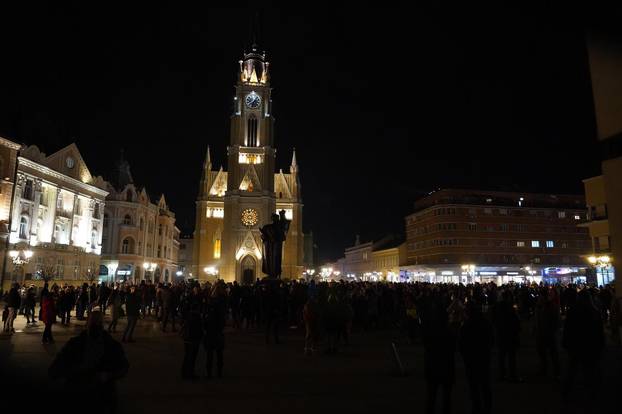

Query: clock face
66,157,75,169
241,208,259,227
245,92,261,109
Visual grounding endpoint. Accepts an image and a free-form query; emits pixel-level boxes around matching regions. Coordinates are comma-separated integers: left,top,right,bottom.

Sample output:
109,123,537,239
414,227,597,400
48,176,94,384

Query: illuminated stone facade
3,143,108,289
194,43,304,283
100,156,180,283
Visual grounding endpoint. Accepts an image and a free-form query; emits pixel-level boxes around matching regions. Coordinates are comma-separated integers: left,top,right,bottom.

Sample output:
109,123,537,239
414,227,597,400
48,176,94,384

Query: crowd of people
1,278,619,413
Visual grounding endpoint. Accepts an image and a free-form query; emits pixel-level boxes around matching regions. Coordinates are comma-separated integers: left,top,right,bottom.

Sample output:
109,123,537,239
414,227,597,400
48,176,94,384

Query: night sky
0,4,618,262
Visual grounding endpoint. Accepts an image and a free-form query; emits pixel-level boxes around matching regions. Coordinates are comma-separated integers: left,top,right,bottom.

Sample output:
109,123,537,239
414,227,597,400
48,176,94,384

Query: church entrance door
241,256,256,285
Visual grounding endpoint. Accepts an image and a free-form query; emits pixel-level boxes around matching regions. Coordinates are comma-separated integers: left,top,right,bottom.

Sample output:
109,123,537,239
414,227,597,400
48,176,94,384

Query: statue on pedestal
260,210,290,279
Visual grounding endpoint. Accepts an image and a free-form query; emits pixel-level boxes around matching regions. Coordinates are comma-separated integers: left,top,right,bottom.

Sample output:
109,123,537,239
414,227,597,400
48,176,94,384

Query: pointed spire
290,148,298,174
203,145,212,169
112,148,133,191
249,10,261,49
199,145,212,199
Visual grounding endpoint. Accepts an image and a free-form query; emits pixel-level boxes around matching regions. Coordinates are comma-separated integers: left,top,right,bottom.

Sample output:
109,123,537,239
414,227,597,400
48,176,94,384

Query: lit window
206,207,224,218
574,215,581,220
531,240,540,248
214,239,221,259
558,211,566,218
517,241,525,247
546,240,554,248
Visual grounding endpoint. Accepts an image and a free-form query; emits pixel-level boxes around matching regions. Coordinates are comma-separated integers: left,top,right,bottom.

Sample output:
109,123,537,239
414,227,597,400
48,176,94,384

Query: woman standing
41,283,57,344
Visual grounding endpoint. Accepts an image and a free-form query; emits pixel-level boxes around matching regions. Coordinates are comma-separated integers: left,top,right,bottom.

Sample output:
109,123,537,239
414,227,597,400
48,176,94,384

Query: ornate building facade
100,155,180,283
194,43,304,283
0,136,21,286
3,143,108,289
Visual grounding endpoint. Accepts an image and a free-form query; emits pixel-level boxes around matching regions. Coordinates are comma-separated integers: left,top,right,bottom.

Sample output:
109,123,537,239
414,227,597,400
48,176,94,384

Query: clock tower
193,41,304,283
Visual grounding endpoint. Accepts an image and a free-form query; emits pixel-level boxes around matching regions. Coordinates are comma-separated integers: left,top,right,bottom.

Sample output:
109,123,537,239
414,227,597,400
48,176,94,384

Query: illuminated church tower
193,41,304,283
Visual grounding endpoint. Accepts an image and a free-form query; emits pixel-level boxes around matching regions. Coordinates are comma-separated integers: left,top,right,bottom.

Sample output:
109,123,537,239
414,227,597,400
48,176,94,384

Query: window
468,208,476,216
534,257,541,264
123,215,132,225
91,231,97,248
247,116,258,147
500,224,509,232
558,211,566,218
93,203,100,218
164,246,167,258
531,240,540,248
499,209,508,215
126,190,134,202
213,239,221,259
517,241,525,247
159,224,162,235
157,245,161,258
23,179,33,200
468,223,477,231
546,240,554,248
574,215,581,220
19,216,28,239
122,238,134,254
140,218,144,230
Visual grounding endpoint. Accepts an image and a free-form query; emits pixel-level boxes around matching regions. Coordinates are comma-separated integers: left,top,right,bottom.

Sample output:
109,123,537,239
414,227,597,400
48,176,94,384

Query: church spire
199,145,212,198
290,148,298,174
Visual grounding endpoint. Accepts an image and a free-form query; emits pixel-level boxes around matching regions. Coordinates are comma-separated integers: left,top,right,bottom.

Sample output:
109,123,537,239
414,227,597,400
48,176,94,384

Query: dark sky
0,4,618,262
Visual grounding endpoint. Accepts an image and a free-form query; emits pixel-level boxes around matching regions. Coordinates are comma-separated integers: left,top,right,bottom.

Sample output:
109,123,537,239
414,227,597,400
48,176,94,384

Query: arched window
121,237,135,254
247,116,258,147
19,216,28,239
123,215,132,225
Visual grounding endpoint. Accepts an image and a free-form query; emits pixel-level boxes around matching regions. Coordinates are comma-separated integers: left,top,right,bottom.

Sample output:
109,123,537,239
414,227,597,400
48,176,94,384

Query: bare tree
35,256,58,283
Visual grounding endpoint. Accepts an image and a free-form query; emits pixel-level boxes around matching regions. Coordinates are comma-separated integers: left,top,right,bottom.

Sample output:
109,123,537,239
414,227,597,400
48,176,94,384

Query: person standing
106,286,123,333
4,283,20,333
41,283,57,344
459,301,493,414
180,285,203,380
203,281,227,378
534,288,561,379
24,285,36,325
48,310,129,413
493,290,522,382
122,285,140,343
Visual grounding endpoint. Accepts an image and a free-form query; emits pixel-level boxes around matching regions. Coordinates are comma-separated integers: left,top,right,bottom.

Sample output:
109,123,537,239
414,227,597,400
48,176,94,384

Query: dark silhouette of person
534,288,561,378
459,301,493,414
49,310,129,413
562,289,605,403
203,281,227,378
420,293,455,414
122,285,140,343
180,286,203,380
493,290,522,382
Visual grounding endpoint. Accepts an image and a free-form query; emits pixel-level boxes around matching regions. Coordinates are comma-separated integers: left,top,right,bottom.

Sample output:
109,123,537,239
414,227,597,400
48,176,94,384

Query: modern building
193,41,304,283
100,155,180,283
403,189,591,284
581,31,622,289
3,143,108,289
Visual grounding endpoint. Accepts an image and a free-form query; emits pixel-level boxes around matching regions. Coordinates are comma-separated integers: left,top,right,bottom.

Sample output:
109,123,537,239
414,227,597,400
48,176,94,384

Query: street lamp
588,255,613,286
9,249,33,284
303,268,315,281
143,261,156,282
523,266,537,283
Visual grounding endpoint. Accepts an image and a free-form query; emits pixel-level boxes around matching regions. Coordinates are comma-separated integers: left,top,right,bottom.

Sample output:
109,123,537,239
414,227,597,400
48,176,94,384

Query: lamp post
143,261,156,282
303,268,315,282
588,255,612,286
9,248,33,285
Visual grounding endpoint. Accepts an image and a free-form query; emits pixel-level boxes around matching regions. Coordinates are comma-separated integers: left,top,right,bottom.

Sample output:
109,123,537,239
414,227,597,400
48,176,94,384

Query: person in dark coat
4,283,20,333
76,283,89,320
459,301,493,414
24,285,37,324
534,288,561,378
160,284,172,332
106,286,123,333
203,281,227,378
122,285,140,342
48,310,129,413
562,289,605,403
180,286,203,380
493,290,522,382
421,294,455,414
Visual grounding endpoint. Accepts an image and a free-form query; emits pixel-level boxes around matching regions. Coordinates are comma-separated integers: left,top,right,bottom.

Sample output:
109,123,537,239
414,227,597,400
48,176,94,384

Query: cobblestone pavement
1,312,620,414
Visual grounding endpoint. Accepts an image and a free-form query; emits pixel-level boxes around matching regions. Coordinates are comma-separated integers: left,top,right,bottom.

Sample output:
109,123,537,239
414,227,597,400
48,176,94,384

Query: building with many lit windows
100,154,180,283
403,189,592,284
3,143,108,290
193,41,304,283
